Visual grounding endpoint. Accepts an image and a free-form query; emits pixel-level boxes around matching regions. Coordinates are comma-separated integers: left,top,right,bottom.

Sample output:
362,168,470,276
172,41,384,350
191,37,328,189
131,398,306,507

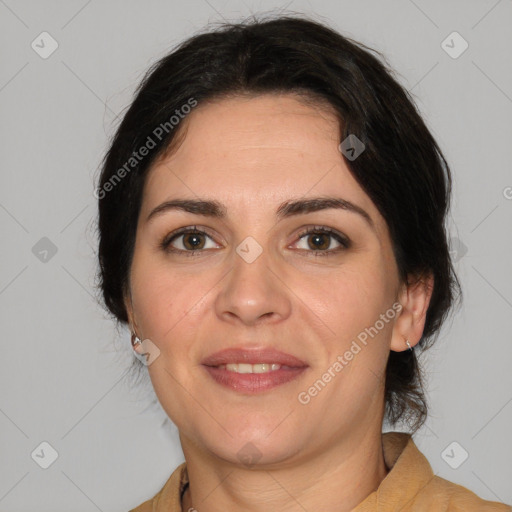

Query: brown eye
294,226,350,255
160,227,219,255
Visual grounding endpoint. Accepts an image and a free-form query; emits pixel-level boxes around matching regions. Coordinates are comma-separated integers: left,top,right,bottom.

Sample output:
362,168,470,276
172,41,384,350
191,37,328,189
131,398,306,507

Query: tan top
129,431,510,511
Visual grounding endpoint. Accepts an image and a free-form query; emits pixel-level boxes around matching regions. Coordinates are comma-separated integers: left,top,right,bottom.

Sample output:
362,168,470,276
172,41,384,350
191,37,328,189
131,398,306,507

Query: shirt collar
353,431,435,510
152,431,434,511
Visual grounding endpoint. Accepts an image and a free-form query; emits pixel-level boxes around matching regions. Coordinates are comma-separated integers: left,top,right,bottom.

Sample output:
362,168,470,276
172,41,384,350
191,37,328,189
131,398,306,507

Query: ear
123,286,143,354
123,285,135,329
390,272,434,352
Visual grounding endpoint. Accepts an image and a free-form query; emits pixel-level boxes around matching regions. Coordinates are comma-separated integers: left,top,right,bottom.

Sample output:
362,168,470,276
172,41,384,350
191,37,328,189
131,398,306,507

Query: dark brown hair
95,14,462,433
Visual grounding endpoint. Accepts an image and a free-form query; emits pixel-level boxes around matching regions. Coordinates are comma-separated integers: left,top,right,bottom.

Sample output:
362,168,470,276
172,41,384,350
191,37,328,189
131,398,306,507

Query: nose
214,244,292,327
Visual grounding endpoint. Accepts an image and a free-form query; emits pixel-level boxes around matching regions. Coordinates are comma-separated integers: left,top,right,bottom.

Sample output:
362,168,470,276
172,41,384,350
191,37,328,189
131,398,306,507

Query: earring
405,339,413,351
131,331,142,349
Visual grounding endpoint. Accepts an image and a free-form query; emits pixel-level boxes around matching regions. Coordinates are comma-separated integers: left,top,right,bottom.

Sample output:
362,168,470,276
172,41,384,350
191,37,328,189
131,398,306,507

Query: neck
180,427,389,512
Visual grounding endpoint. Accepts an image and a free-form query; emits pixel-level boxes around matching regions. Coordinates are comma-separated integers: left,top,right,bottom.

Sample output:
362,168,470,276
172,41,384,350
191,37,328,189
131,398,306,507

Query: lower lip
203,365,308,393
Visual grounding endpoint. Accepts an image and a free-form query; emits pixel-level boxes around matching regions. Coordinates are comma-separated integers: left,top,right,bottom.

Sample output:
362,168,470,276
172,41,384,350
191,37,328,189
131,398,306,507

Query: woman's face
126,93,412,466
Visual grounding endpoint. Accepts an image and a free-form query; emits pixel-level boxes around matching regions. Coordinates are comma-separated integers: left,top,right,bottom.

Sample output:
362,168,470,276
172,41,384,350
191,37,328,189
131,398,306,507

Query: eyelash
159,225,350,257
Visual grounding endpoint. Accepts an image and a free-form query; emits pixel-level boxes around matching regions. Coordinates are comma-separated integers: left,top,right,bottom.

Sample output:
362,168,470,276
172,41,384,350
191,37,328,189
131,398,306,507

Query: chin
199,422,306,467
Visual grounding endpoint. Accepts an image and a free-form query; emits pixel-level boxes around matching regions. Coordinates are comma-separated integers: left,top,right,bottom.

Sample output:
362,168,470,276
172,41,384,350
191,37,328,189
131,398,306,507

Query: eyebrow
146,196,375,230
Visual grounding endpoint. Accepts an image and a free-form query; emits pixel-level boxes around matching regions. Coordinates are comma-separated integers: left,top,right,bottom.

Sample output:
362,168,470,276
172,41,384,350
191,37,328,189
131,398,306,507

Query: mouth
201,347,308,393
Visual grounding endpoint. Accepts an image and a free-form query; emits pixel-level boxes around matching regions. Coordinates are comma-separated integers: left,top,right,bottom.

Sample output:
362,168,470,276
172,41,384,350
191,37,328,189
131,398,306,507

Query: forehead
141,94,384,233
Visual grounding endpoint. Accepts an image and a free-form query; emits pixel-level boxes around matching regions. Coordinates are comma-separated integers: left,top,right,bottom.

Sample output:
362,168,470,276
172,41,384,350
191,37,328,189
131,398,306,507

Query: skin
124,93,433,512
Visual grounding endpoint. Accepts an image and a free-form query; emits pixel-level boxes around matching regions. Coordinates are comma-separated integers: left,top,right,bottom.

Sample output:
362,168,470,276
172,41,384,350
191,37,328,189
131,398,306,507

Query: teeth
219,363,282,373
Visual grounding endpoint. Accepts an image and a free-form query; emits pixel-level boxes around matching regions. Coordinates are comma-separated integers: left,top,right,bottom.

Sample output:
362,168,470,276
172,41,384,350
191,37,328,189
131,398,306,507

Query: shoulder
128,462,188,512
128,498,153,512
414,474,511,511
375,432,510,511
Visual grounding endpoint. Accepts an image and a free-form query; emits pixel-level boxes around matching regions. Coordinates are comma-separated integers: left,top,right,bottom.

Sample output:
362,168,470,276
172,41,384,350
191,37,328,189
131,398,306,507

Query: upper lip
202,347,308,368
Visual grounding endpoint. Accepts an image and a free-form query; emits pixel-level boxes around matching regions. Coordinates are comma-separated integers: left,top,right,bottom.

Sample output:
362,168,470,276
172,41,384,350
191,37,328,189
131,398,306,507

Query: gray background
1,0,511,510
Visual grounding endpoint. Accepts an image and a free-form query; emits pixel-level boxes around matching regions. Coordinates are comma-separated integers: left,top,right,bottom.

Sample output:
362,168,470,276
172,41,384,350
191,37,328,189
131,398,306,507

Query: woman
96,15,510,511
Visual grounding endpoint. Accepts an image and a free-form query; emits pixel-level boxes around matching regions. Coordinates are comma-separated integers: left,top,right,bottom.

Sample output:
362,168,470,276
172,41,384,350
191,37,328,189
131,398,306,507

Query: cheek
298,257,392,339
130,255,190,343
130,261,201,405
129,253,221,362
